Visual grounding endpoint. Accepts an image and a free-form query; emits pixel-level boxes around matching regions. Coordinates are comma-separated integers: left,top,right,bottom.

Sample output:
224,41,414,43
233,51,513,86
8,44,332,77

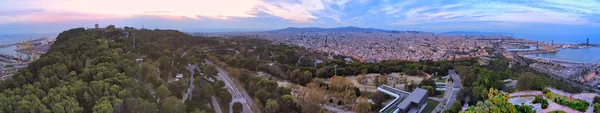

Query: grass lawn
435,78,446,83
361,91,375,98
435,91,445,98
422,99,440,113
385,108,395,113
548,110,566,113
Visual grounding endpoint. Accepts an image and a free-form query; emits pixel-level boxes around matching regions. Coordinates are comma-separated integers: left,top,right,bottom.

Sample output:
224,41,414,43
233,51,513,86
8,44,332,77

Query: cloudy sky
1,0,599,37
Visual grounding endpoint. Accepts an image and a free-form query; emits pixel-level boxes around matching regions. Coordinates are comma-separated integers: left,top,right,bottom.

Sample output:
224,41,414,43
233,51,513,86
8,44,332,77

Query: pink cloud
1,0,327,23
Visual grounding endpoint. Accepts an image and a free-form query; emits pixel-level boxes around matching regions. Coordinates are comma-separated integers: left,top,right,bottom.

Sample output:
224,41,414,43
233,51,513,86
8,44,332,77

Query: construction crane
15,40,37,64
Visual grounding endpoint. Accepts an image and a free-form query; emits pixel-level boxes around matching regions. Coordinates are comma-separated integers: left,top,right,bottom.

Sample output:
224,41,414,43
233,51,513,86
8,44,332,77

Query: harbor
0,37,55,79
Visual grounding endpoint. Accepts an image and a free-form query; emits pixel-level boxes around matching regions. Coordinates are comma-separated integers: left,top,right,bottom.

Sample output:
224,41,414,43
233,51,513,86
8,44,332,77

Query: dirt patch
346,73,426,92
256,72,293,87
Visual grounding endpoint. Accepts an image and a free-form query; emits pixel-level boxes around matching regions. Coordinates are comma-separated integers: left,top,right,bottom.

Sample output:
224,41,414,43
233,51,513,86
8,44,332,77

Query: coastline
523,54,588,64
519,46,600,64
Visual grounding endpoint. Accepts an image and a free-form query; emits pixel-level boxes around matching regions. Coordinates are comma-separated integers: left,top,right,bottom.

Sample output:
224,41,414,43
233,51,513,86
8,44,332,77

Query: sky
1,0,600,38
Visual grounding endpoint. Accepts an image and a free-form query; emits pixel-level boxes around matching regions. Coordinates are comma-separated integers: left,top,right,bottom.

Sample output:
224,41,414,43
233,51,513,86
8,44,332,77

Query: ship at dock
0,37,54,68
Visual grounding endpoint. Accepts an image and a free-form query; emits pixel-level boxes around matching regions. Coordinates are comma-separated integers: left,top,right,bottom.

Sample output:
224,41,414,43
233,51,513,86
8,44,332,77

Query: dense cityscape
203,27,503,62
2,0,600,113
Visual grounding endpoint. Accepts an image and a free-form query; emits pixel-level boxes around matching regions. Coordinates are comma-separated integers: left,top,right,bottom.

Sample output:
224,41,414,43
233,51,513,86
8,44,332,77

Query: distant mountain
270,26,428,34
441,31,511,35
182,28,269,32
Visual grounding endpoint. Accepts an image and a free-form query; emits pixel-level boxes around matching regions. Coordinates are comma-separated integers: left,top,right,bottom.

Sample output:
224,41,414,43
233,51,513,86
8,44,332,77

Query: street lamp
333,64,338,76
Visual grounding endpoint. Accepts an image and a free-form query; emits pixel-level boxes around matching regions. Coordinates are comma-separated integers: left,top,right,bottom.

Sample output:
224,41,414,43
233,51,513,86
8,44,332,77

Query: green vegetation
552,96,589,112
548,110,567,113
233,102,242,113
514,104,535,113
419,78,442,96
457,57,582,105
0,27,587,113
593,96,600,112
594,103,600,113
225,67,301,112
464,88,517,113
422,99,440,113
436,77,446,83
385,108,395,113
532,95,549,109
421,86,435,96
436,91,445,98
545,92,588,112
444,101,462,113
0,28,304,113
371,91,390,111
353,97,372,113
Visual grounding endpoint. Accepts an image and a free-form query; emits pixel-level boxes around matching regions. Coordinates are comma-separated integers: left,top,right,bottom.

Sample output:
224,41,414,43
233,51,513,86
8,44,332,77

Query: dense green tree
264,99,279,113
155,85,171,101
353,97,371,113
159,97,185,113
93,100,113,113
421,86,435,96
132,100,157,113
202,65,218,77
233,102,243,113
445,101,462,113
464,88,517,113
191,109,207,113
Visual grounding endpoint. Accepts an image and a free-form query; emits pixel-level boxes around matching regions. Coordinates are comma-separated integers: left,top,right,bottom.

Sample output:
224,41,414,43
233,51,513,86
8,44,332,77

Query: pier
0,38,47,48
0,37,52,64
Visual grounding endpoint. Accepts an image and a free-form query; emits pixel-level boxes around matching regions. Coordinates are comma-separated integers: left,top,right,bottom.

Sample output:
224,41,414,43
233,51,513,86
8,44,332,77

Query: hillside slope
0,28,230,113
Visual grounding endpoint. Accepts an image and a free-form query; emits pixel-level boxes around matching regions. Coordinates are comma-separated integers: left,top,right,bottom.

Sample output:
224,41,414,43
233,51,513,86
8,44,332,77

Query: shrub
595,103,600,112
553,97,589,112
545,92,553,99
594,96,600,104
532,95,549,109
515,104,535,113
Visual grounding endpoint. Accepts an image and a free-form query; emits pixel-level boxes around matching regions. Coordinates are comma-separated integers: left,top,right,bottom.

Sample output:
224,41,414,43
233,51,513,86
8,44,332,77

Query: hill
0,28,303,113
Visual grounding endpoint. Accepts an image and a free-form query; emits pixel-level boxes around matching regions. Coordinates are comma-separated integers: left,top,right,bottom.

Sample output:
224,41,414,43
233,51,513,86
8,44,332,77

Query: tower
552,40,554,46
536,41,539,50
587,38,590,46
95,24,99,29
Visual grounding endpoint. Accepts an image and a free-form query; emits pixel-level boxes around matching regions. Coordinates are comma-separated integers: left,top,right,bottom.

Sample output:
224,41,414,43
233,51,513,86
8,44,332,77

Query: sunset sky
1,0,599,36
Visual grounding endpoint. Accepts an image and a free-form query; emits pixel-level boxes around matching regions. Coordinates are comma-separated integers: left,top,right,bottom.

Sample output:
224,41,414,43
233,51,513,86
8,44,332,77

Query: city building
397,88,428,113
377,85,429,113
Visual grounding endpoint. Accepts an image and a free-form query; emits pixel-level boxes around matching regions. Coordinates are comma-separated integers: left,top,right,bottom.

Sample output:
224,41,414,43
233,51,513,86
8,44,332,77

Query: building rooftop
397,88,428,111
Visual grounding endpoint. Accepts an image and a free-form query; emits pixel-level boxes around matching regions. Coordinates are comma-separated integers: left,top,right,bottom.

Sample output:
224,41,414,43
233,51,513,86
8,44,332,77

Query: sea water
529,47,600,63
0,33,57,57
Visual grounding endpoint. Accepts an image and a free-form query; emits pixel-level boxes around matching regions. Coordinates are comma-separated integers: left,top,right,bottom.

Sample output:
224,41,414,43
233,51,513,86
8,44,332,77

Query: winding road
444,70,462,110
206,59,254,113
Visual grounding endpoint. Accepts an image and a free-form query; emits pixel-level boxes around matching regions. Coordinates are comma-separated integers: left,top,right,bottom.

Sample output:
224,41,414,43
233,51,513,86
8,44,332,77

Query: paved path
212,96,223,113
322,104,353,113
444,70,461,110
548,88,599,102
509,91,542,97
207,59,253,113
183,64,199,102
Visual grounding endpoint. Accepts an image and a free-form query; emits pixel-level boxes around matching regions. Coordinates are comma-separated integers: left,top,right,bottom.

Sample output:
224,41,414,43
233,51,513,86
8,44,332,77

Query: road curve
206,59,254,113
